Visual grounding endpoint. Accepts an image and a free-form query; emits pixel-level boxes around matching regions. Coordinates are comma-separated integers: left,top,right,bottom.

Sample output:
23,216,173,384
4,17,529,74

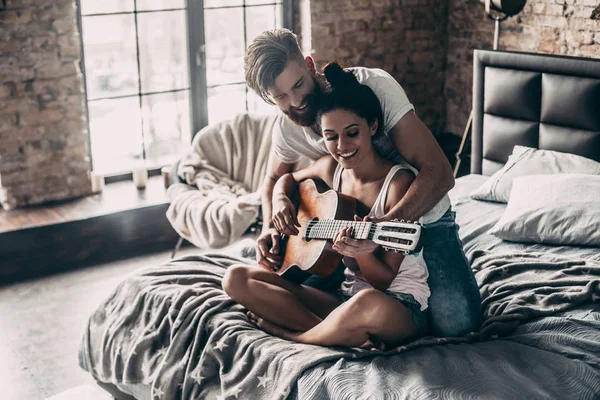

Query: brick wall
445,0,600,136
1,0,599,209
297,0,450,135
0,0,90,210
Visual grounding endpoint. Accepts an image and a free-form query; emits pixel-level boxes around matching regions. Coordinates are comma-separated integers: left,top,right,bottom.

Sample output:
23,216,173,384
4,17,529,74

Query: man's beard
282,78,324,127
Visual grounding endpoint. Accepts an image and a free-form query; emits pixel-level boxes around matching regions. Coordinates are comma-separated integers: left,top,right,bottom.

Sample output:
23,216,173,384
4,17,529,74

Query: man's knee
428,289,482,337
222,264,252,298
430,313,480,337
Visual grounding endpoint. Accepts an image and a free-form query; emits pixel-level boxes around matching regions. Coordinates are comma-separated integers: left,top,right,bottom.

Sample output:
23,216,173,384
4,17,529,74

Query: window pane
245,0,283,5
142,91,191,168
88,97,143,175
205,8,244,87
276,4,283,27
136,0,185,11
81,15,139,100
208,85,246,125
138,11,189,93
246,4,282,44
80,0,134,15
204,0,242,8
247,87,277,116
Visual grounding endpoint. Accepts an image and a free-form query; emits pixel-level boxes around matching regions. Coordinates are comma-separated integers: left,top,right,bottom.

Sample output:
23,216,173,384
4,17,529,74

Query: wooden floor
0,246,200,400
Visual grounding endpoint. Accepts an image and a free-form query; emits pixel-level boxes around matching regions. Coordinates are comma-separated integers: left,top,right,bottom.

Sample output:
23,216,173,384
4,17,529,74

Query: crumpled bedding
166,113,275,249
79,245,600,399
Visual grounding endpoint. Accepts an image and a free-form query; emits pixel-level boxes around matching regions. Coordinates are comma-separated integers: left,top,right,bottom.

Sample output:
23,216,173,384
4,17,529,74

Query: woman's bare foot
359,339,376,350
247,312,295,340
359,336,387,351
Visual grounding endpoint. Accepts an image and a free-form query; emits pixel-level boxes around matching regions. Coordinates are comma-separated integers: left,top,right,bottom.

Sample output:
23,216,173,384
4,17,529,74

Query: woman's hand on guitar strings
332,216,379,257
256,227,282,272
272,194,301,236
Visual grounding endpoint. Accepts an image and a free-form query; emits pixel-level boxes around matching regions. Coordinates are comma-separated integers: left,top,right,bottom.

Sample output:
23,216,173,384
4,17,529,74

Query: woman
222,63,429,350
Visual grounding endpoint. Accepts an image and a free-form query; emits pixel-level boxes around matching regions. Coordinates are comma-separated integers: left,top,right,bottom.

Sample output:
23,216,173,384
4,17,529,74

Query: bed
79,50,600,399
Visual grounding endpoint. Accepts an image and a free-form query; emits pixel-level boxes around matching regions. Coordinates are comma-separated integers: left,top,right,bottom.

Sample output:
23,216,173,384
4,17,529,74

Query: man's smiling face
268,59,323,127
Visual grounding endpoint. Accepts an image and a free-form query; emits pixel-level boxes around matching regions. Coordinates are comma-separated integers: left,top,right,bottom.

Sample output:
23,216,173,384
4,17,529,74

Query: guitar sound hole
304,217,319,242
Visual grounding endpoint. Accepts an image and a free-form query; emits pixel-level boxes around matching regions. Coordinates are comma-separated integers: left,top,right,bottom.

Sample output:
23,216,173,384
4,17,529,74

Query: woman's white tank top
333,164,430,310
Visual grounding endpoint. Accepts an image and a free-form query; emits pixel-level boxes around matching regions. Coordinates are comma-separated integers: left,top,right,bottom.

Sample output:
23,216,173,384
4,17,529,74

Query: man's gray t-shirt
271,67,450,224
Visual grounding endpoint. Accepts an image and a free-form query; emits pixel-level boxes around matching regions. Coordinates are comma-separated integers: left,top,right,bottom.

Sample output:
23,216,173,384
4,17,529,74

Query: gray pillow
489,174,600,246
471,146,600,203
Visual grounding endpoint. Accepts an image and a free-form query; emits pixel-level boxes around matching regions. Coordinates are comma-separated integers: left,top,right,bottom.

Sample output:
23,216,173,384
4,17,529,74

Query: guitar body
279,179,356,283
277,179,425,284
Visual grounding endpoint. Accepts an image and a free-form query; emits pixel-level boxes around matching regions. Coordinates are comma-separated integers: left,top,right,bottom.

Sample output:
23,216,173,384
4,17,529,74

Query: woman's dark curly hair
317,63,383,138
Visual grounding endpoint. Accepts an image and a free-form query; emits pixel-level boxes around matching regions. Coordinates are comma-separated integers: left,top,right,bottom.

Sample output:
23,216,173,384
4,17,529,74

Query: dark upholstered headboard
471,50,600,176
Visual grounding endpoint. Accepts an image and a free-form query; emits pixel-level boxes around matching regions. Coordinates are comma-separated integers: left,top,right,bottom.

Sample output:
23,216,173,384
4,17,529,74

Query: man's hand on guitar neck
256,227,282,272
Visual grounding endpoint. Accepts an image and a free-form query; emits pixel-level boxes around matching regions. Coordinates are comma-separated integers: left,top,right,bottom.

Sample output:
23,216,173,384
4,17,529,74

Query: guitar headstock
372,219,424,255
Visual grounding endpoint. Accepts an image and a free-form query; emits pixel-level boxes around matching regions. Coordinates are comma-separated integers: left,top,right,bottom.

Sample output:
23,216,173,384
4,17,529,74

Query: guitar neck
306,219,374,240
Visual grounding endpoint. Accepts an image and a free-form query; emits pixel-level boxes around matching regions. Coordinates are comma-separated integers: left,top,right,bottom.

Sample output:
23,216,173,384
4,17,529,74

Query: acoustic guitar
278,179,424,284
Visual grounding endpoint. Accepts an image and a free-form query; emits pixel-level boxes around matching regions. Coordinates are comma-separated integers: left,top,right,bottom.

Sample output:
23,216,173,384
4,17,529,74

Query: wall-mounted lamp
453,0,528,177
592,4,600,20
481,0,527,50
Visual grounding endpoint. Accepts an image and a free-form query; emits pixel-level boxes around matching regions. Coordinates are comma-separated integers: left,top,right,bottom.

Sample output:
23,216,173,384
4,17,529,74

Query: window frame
76,0,293,183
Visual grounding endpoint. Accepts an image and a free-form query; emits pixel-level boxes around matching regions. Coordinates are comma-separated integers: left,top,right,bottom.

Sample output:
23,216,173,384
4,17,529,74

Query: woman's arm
352,169,415,290
333,225,404,291
355,250,402,291
272,155,337,235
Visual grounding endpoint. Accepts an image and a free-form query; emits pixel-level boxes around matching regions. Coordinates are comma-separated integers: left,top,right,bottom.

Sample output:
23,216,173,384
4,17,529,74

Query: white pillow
489,174,600,246
471,146,600,203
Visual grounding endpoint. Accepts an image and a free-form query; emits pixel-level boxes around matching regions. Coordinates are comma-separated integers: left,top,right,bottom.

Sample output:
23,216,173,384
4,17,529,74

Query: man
244,28,481,337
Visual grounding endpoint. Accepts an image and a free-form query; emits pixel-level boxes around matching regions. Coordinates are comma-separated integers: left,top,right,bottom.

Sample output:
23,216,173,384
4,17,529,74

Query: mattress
80,175,600,400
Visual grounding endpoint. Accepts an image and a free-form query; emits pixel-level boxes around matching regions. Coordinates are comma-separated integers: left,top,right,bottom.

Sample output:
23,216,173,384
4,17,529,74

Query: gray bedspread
79,250,600,399
79,175,600,399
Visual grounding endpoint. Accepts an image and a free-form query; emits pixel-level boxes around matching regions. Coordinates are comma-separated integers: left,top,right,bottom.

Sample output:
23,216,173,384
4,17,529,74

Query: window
77,0,290,178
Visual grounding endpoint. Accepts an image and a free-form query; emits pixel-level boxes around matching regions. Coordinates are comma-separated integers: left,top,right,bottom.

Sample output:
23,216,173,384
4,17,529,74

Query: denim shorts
338,290,427,336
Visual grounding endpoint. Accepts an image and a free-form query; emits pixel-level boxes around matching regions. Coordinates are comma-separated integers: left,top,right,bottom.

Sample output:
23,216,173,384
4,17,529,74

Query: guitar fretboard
307,220,374,240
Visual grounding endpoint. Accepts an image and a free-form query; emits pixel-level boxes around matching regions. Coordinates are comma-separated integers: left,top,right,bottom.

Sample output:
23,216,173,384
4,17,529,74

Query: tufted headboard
471,49,600,176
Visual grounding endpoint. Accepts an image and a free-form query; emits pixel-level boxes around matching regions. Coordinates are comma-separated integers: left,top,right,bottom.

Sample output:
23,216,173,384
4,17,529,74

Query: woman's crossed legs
222,264,417,349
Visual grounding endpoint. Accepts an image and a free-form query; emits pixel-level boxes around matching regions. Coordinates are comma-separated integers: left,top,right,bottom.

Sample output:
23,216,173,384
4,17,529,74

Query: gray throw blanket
471,250,600,338
79,249,600,399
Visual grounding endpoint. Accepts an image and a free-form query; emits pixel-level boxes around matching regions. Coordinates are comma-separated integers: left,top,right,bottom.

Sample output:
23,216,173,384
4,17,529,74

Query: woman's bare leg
222,264,342,332
249,289,418,348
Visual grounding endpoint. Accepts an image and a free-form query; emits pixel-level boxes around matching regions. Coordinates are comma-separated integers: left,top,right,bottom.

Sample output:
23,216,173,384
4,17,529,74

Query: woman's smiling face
320,109,378,169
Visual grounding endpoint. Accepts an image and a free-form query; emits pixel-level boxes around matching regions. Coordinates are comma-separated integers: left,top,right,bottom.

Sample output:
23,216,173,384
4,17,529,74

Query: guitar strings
291,225,416,238
294,220,416,228
292,228,413,246
291,220,416,235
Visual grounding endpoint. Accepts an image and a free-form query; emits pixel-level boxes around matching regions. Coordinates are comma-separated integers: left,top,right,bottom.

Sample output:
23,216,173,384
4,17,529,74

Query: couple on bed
223,29,482,350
